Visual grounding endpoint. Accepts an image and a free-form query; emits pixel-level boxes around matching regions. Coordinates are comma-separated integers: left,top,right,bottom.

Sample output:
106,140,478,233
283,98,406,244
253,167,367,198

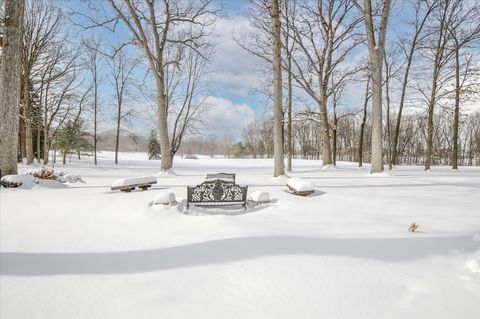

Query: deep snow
1,152,479,318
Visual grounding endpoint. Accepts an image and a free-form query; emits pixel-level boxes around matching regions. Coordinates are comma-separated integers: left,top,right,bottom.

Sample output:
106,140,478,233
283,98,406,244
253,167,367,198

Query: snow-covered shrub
24,167,85,183
153,192,177,205
1,175,38,188
248,191,270,203
286,178,314,192
24,167,57,180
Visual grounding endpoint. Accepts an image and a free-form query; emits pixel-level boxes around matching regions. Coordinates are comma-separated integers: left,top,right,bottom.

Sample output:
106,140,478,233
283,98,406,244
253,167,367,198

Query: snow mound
366,170,392,177
112,176,156,187
157,169,177,177
321,164,337,170
286,178,314,192
59,174,86,183
248,191,270,203
0,174,66,189
1,175,38,188
466,258,480,273
153,192,177,205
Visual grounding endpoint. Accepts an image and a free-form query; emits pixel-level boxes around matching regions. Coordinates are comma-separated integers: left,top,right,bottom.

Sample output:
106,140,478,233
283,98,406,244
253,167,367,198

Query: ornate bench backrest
187,179,247,204
205,173,235,183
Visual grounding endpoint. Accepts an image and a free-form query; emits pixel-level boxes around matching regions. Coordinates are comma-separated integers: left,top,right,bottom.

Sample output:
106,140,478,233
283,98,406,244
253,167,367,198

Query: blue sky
68,0,269,139
67,0,480,140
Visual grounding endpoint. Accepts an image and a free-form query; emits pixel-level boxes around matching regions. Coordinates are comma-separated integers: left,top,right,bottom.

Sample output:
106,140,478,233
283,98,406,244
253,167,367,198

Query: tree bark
0,0,25,176
358,76,370,167
271,0,285,177
287,53,293,172
451,46,460,169
354,0,391,173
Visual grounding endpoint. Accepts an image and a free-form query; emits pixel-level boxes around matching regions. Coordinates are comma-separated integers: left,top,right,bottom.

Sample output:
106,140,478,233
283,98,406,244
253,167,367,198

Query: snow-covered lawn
1,152,480,318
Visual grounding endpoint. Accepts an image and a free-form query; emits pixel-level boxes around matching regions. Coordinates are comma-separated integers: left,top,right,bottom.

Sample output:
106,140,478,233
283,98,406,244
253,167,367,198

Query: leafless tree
102,0,217,171
270,0,285,177
84,37,103,165
446,1,480,169
107,46,138,164
352,0,391,173
289,0,363,167
0,0,24,176
391,0,436,166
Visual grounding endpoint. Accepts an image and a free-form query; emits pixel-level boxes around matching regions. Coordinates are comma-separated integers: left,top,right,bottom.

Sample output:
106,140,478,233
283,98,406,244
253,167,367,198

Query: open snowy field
1,152,480,319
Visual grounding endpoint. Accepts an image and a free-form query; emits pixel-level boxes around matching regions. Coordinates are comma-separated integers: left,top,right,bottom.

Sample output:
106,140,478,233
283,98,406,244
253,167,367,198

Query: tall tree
21,0,62,164
290,0,363,167
271,0,285,177
352,0,391,173
391,0,436,166
84,38,102,165
105,0,216,171
108,47,137,164
446,1,480,169
0,0,25,176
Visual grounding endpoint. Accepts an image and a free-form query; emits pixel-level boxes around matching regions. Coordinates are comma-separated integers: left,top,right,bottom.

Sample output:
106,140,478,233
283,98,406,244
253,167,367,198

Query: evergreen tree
148,130,161,160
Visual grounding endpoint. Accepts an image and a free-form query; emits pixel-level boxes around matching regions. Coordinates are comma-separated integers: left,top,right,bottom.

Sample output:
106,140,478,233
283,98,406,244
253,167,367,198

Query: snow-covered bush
248,191,270,203
286,178,314,192
1,175,38,188
153,192,177,205
24,167,85,183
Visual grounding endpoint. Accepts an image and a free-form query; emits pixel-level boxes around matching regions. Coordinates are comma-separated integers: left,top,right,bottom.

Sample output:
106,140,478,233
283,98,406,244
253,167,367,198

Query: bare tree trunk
451,47,460,170
358,77,370,167
37,124,41,163
271,0,285,177
319,95,332,166
287,54,293,172
353,0,391,173
384,53,392,170
93,77,98,165
115,97,122,164
156,78,172,170
23,77,34,164
333,116,337,166
0,0,25,176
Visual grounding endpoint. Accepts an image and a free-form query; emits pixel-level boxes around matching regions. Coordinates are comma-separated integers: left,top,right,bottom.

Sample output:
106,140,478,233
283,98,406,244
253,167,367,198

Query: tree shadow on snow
1,235,479,277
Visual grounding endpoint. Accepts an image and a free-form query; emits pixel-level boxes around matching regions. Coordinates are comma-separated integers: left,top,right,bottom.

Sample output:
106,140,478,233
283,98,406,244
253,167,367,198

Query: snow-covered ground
1,152,480,318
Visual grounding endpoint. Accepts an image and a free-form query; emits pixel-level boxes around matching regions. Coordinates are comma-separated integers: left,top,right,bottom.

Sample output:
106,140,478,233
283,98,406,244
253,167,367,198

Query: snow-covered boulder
248,191,270,203
286,178,314,192
153,192,177,205
1,175,38,188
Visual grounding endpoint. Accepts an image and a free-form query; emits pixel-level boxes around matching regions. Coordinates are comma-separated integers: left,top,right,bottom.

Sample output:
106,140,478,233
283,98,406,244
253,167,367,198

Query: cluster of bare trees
1,0,216,175
240,0,479,173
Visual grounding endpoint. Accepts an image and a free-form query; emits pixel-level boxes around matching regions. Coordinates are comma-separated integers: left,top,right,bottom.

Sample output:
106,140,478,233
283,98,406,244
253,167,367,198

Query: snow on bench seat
286,178,315,196
111,176,157,192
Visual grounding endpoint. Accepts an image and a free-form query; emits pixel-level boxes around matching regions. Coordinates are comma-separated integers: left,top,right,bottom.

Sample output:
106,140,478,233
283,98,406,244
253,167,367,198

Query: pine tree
148,130,161,160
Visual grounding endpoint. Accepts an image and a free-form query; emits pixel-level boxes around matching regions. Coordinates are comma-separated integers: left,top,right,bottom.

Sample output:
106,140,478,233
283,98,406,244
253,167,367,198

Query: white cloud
209,15,265,96
201,96,256,138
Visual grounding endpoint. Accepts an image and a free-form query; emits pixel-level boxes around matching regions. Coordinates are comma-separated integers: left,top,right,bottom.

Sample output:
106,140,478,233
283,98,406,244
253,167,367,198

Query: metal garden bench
187,175,247,210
